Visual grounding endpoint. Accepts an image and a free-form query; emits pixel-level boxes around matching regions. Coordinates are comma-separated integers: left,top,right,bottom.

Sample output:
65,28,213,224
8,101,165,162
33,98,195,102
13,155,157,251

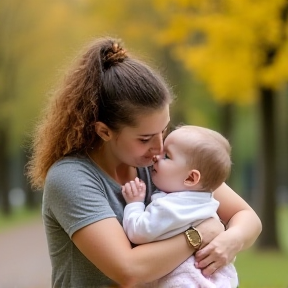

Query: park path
0,218,51,288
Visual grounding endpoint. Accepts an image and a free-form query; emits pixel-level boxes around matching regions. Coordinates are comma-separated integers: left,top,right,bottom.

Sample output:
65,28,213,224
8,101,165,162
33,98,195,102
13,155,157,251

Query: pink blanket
148,256,238,288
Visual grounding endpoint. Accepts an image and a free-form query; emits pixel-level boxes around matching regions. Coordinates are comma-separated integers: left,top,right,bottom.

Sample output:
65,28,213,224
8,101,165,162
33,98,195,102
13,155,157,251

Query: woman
27,37,262,287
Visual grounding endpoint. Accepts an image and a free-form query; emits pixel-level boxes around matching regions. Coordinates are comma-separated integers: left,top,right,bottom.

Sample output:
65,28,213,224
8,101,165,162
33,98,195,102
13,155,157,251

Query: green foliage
0,0,77,152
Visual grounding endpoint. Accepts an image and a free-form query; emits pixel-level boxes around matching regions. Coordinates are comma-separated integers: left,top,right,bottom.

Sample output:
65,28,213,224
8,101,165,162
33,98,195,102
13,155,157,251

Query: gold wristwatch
184,227,202,250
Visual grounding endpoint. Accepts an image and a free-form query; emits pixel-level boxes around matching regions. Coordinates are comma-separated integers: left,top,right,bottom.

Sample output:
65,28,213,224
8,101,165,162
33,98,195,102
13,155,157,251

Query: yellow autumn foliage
152,0,288,104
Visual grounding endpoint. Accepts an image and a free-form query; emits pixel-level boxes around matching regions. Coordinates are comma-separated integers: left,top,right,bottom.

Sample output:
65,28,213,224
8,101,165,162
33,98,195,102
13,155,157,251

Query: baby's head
151,125,231,193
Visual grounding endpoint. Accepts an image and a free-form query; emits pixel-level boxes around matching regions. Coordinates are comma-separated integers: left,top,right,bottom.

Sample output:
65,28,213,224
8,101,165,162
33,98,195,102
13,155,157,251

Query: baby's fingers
135,177,140,187
132,177,144,192
129,180,139,196
122,182,133,197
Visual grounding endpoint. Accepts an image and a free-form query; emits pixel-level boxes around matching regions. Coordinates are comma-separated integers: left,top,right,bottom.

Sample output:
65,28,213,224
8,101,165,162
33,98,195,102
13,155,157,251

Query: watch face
188,230,201,247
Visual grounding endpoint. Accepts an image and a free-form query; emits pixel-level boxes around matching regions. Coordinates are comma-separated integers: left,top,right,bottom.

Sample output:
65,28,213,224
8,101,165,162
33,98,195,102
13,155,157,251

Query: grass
0,206,42,232
235,205,288,288
236,250,288,287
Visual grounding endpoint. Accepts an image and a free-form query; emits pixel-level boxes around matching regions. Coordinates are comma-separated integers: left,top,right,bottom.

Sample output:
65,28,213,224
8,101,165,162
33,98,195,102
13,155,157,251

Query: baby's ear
184,170,201,187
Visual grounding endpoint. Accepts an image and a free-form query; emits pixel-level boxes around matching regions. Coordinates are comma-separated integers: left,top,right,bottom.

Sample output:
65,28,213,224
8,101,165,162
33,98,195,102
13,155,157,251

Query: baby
122,125,238,288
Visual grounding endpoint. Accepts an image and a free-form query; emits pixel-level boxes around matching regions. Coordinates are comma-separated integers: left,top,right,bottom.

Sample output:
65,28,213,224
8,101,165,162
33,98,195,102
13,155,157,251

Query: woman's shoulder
45,155,102,188
52,154,91,168
48,154,99,176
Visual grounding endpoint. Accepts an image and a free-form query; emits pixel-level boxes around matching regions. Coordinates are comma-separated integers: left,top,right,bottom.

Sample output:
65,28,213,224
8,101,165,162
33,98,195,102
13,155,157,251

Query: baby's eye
163,153,170,159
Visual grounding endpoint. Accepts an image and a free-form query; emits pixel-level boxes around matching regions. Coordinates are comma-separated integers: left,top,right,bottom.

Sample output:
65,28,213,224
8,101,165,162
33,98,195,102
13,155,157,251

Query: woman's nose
150,134,163,155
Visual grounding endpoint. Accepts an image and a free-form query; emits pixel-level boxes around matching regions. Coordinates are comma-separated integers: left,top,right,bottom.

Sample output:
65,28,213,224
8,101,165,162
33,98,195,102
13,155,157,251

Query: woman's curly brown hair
26,37,173,190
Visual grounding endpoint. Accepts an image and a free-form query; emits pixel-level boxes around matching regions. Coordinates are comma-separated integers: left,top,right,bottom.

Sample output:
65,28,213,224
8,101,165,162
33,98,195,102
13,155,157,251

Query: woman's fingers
194,240,230,276
200,262,219,276
194,254,220,276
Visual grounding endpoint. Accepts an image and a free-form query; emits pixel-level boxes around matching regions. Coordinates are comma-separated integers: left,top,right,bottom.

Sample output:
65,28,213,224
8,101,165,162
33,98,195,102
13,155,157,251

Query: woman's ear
94,122,112,141
184,169,201,187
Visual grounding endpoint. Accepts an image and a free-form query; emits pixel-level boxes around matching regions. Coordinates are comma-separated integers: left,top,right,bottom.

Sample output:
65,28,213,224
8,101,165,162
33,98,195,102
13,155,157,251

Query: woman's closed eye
140,138,151,143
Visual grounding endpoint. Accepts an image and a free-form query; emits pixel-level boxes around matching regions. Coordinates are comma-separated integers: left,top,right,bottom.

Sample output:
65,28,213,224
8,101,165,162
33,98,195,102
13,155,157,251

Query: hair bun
101,41,127,70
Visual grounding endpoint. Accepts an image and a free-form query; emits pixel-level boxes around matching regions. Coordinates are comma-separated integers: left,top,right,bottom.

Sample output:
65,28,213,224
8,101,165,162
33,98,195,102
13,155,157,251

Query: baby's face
151,129,190,193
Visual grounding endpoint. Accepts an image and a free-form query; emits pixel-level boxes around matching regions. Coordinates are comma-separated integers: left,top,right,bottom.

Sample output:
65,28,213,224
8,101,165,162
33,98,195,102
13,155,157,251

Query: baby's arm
122,177,146,204
122,177,167,244
123,187,219,245
122,177,151,244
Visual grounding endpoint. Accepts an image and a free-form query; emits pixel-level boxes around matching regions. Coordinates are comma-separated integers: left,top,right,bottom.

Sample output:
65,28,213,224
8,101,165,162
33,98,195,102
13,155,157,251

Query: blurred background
0,0,287,287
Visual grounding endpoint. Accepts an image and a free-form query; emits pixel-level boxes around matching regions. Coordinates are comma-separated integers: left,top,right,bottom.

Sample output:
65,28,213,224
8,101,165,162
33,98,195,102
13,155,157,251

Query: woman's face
109,105,170,167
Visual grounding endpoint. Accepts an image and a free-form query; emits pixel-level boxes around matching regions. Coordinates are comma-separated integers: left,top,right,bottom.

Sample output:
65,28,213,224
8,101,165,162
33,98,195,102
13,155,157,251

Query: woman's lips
143,154,154,161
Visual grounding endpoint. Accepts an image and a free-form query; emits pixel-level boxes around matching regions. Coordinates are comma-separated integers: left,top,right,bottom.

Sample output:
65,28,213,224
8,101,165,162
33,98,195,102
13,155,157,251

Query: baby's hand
122,177,146,204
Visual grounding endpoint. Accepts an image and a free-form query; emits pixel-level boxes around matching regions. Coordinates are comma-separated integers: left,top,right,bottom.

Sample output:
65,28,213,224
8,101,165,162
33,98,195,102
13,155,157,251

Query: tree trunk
257,87,279,249
0,127,11,215
220,103,233,140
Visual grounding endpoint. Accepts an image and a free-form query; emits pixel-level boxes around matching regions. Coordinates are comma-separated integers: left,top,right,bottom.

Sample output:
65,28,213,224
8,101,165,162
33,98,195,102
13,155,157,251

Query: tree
152,0,288,249
0,0,22,214
0,0,87,212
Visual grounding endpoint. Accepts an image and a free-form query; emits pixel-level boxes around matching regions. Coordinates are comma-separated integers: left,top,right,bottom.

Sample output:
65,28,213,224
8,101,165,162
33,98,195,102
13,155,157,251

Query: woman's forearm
73,218,194,287
194,183,262,276
125,217,225,286
127,233,193,283
214,183,262,250
226,209,262,250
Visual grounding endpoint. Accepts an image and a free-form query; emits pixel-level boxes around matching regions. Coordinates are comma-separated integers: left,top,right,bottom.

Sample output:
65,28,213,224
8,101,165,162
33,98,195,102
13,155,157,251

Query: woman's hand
196,217,225,249
193,217,226,276
194,228,242,276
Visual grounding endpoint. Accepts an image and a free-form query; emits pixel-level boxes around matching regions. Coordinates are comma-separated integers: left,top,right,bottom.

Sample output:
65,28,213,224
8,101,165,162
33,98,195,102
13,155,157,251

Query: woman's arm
72,217,223,287
73,218,191,287
195,183,262,276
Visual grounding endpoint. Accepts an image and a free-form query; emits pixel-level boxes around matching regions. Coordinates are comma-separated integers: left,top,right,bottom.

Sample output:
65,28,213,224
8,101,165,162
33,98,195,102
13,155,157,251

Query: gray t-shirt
43,155,154,288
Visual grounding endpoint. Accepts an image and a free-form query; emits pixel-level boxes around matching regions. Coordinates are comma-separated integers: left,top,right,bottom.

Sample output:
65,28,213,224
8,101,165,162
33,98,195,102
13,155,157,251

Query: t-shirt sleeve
44,160,116,238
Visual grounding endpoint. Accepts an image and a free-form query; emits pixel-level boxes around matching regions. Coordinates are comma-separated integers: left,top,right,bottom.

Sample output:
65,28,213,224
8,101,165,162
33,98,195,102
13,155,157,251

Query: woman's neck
86,147,137,185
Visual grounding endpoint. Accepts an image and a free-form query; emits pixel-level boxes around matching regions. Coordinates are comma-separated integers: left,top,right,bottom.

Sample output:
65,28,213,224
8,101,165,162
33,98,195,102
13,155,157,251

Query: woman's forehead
133,106,170,135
